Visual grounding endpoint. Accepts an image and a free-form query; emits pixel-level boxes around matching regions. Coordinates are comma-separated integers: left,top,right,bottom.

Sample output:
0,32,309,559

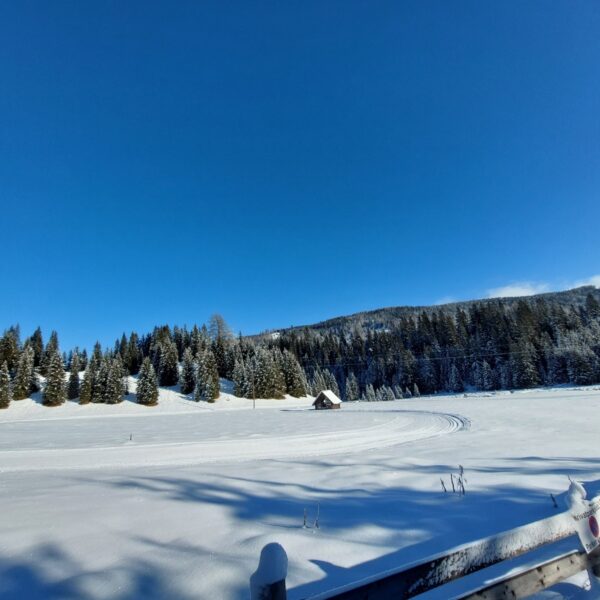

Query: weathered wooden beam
457,549,600,600
312,513,576,599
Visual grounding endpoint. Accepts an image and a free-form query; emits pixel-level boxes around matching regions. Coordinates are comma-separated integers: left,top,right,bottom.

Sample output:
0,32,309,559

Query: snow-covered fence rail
254,483,600,599
313,512,577,599
456,549,600,599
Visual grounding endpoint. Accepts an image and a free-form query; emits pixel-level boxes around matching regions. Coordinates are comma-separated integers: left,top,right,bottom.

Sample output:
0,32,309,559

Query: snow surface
1,383,600,599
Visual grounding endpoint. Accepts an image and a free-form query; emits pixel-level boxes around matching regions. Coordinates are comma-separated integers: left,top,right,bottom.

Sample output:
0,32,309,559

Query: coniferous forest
0,287,599,409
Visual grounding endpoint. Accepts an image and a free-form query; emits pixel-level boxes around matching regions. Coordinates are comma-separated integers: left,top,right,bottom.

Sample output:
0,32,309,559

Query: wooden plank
313,513,576,599
457,549,600,600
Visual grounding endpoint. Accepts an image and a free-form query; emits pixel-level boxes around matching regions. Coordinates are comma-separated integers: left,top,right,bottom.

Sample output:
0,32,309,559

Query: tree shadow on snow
0,542,197,600
99,469,600,598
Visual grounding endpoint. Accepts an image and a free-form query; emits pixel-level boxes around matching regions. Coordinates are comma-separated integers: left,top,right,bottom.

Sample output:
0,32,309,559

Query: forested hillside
264,286,600,400
1,287,599,408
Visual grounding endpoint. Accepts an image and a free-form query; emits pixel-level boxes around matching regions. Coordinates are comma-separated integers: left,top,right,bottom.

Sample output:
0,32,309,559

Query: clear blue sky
1,1,599,352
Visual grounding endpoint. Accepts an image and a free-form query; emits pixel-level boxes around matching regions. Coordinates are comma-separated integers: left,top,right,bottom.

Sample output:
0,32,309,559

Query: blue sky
1,1,599,352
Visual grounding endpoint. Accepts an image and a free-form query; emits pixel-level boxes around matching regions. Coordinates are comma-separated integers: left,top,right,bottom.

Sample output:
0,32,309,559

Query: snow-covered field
1,383,600,599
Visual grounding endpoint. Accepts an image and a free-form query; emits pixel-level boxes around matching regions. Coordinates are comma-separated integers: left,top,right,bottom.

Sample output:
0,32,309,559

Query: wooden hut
312,390,342,410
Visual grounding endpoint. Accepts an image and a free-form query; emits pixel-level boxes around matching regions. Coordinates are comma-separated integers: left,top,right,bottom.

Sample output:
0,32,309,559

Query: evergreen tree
512,342,539,388
0,361,11,409
194,349,220,402
280,350,307,397
310,368,329,396
43,350,66,406
159,341,179,386
481,360,494,391
92,355,109,403
344,372,360,402
67,353,80,400
28,327,44,367
585,293,600,320
566,346,598,385
79,349,88,370
127,332,141,375
472,361,483,389
412,383,421,397
179,348,196,394
0,329,20,373
365,384,376,402
448,364,463,392
40,331,59,376
13,346,38,400
324,369,341,397
232,358,249,397
104,358,124,404
115,354,129,395
137,357,159,406
79,362,94,405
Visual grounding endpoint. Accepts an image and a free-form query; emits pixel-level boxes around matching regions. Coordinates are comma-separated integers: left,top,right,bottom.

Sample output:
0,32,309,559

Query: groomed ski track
0,408,469,472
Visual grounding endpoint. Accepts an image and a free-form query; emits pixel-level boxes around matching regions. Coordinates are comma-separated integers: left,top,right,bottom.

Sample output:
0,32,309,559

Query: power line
296,344,594,371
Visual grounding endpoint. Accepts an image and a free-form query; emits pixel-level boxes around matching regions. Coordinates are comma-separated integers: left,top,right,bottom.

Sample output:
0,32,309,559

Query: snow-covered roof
314,390,341,404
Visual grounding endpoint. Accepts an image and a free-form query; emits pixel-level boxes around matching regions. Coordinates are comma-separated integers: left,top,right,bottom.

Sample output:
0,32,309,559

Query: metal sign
570,496,600,554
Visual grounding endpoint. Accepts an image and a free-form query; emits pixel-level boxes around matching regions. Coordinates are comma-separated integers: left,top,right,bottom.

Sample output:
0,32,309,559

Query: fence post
588,556,600,592
250,542,288,600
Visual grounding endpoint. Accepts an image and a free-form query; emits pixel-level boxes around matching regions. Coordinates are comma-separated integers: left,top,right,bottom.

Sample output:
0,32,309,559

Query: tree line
1,289,599,409
267,288,600,400
0,315,309,408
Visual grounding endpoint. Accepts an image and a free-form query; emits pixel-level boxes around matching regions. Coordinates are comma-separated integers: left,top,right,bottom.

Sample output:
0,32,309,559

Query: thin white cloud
572,274,600,288
486,282,550,298
434,296,458,305
486,274,600,299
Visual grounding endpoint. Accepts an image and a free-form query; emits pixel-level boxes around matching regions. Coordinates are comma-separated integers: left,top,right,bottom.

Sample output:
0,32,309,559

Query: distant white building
312,390,342,410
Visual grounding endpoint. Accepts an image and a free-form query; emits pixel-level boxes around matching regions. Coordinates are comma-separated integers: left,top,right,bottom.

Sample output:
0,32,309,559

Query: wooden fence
252,485,600,599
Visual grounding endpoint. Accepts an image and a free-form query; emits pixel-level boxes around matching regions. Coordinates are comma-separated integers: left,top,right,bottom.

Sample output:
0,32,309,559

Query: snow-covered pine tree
384,386,396,401
92,355,109,403
28,327,44,367
511,342,539,389
40,331,59,376
0,329,20,373
79,361,94,405
159,340,179,386
268,350,286,399
393,385,404,399
310,368,328,396
12,346,37,400
481,360,494,391
281,350,306,397
127,333,141,375
194,349,220,402
67,353,80,400
324,370,341,398
115,353,128,395
448,364,463,392
43,350,66,406
136,357,159,406
79,349,88,371
566,345,598,385
344,372,360,402
104,358,124,404
179,348,196,394
412,383,421,397
232,358,248,397
0,361,11,409
471,361,483,390
404,386,412,398
365,384,376,402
